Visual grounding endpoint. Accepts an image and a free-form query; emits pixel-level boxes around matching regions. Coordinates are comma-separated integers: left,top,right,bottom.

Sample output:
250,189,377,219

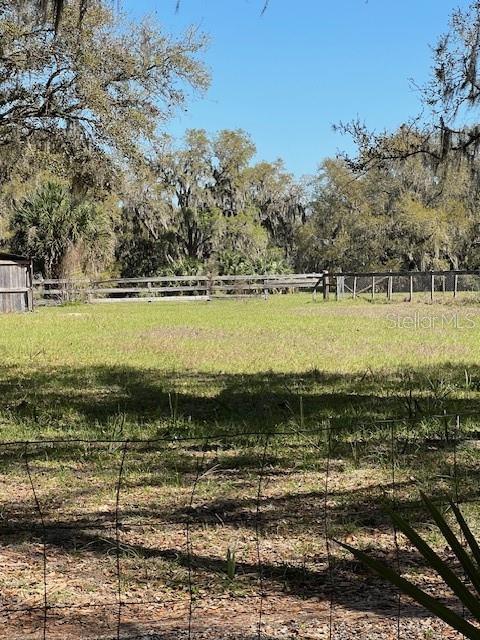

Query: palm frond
420,493,480,597
336,539,480,639
336,495,480,640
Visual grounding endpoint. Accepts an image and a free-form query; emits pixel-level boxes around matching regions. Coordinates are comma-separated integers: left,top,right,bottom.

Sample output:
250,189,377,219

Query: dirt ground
0,595,467,639
0,432,477,639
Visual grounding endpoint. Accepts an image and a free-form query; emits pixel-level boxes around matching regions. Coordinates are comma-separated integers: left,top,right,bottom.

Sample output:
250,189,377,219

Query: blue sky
123,0,467,177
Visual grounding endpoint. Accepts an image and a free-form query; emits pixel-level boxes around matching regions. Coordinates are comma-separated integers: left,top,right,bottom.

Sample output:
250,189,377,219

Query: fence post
207,274,213,301
430,273,435,302
371,275,375,300
336,275,343,301
263,279,269,301
453,274,458,299
409,275,413,302
322,271,330,301
352,276,357,299
387,273,393,301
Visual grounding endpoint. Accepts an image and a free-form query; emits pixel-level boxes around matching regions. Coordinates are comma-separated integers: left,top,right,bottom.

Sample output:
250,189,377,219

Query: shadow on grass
0,362,480,631
1,362,480,440
2,456,480,534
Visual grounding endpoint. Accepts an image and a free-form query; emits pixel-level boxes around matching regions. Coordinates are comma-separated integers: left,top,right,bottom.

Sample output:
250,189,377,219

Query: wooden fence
33,273,323,305
32,270,480,305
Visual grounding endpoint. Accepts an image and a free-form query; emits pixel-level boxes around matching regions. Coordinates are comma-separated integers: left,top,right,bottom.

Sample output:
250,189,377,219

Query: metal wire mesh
336,271,480,303
0,413,479,639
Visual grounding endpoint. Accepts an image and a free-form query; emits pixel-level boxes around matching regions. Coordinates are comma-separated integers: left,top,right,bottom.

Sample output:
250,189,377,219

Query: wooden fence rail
33,273,324,304
32,270,480,305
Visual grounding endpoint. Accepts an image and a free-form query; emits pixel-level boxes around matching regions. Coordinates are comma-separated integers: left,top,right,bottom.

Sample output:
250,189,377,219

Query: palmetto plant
11,181,114,278
336,493,480,639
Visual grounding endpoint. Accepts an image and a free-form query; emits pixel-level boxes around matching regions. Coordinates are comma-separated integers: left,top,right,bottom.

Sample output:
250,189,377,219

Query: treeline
2,1,480,279
298,148,480,273
7,133,480,279
116,129,307,277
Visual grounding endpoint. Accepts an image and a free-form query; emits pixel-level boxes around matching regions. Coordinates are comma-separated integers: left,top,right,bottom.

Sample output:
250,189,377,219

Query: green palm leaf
386,507,480,619
336,495,480,639
335,540,480,639
420,493,480,597
450,501,480,570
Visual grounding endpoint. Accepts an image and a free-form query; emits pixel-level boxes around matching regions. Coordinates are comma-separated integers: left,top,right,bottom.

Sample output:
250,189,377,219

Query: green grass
1,295,480,440
1,296,480,637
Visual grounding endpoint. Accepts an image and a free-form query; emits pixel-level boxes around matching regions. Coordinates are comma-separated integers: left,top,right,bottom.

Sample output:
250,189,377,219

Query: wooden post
313,275,322,302
372,275,375,300
454,273,458,299
263,279,269,301
335,276,340,301
352,276,357,299
323,271,330,301
442,275,446,294
409,274,413,302
430,273,435,302
387,273,393,301
87,279,93,304
207,274,213,301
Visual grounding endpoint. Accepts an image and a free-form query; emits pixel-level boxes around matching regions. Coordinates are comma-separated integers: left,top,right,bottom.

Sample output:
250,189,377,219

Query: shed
0,253,34,313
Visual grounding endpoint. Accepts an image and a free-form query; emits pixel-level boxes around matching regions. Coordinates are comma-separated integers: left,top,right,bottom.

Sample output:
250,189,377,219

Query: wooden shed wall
0,260,32,313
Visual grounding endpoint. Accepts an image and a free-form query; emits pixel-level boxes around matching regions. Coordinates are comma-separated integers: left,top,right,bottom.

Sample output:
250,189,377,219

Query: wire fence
332,270,480,302
1,412,480,639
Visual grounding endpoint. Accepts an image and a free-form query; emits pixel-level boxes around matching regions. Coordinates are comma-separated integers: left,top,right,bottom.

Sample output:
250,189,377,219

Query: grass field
2,295,480,440
1,296,480,639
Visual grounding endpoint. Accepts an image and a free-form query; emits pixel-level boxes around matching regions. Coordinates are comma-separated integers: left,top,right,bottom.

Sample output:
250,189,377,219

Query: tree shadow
1,361,480,634
1,362,480,442
0,521,465,622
